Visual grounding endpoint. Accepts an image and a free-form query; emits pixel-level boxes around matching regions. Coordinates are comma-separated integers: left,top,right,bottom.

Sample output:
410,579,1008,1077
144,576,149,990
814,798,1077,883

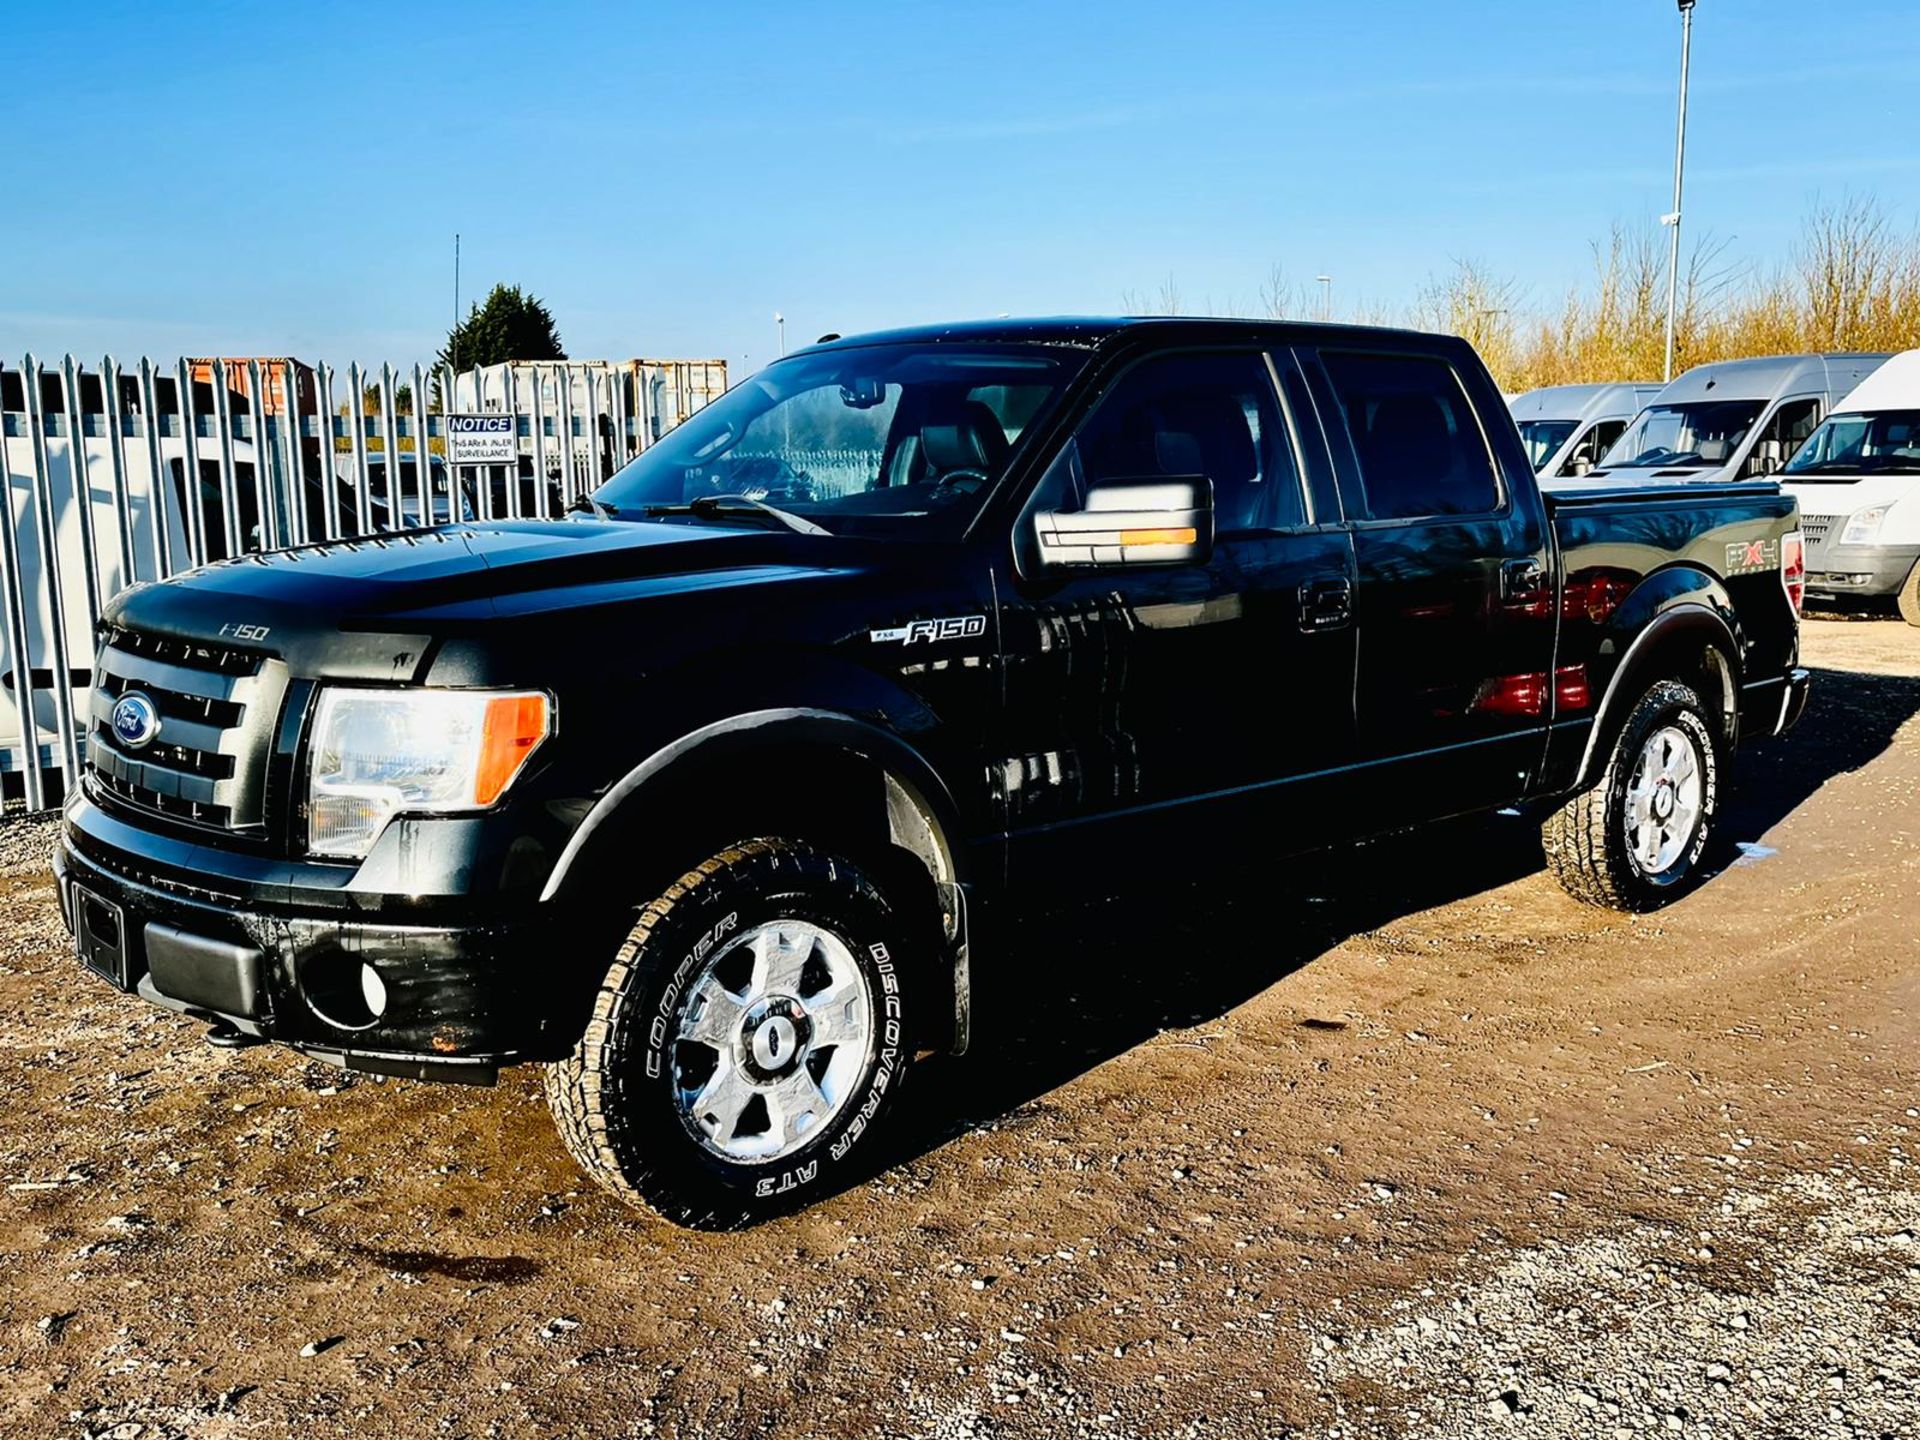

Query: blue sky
4,0,1917,374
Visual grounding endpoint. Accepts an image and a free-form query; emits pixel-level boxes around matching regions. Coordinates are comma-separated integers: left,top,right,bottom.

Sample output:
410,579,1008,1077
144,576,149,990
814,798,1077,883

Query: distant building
185,357,318,418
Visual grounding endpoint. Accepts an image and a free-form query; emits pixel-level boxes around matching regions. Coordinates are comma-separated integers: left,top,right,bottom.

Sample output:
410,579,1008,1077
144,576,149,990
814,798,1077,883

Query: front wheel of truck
545,839,917,1228
1542,679,1722,912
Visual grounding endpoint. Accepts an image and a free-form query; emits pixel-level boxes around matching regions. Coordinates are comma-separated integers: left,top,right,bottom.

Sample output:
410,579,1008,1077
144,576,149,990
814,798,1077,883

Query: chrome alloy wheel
672,920,874,1163
1624,723,1704,876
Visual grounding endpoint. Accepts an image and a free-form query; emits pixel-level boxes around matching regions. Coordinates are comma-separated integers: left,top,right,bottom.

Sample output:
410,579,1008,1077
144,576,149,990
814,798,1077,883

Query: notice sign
446,414,516,465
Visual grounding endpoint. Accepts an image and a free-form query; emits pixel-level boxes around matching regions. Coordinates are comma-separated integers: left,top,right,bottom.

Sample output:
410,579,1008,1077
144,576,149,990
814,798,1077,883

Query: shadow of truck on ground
890,663,1920,1162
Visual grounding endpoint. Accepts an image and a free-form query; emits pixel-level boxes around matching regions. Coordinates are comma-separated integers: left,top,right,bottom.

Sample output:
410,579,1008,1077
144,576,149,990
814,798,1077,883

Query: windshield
593,343,1079,538
1783,409,1920,479
1516,419,1578,471
1599,400,1765,471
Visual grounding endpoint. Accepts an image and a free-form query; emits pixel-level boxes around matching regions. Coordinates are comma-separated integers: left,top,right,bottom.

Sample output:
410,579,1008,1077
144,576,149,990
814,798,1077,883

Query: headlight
1840,506,1887,546
307,688,551,859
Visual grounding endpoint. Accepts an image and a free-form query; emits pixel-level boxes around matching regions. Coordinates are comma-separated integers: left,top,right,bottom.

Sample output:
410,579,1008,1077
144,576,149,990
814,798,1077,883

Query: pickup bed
56,318,1811,1225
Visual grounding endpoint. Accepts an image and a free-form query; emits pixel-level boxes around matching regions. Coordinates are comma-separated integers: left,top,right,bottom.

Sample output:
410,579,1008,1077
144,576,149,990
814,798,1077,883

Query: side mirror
1569,457,1594,477
1751,439,1785,476
1033,477,1212,569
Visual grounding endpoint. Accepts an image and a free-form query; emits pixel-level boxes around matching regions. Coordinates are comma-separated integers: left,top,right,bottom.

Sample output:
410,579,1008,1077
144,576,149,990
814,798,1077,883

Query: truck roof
797,315,1454,354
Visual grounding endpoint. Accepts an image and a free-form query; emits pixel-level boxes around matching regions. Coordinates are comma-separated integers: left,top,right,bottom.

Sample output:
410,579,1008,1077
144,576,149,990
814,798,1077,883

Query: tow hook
205,1021,263,1051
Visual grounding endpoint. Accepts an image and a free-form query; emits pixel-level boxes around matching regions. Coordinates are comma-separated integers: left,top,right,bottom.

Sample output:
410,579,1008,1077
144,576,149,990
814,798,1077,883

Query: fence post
639,364,656,452
377,364,403,528
347,363,373,534
584,365,606,489
21,354,81,795
101,357,137,586
137,360,171,579
245,361,275,551
316,363,341,542
495,366,513,521
0,366,46,810
527,368,549,523
275,362,308,548
58,354,103,628
411,362,431,522
611,363,632,469
174,358,207,567
210,359,243,557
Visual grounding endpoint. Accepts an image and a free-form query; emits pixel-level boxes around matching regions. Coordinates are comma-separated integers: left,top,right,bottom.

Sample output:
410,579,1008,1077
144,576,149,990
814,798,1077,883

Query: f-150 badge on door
870,615,988,644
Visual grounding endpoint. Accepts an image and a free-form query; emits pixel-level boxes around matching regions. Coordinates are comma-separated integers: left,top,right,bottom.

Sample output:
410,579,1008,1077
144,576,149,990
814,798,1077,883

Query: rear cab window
1315,351,1502,520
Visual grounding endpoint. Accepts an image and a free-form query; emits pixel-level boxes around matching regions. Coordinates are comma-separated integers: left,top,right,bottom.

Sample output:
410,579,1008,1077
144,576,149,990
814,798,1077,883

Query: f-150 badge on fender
870,615,987,645
1725,538,1780,576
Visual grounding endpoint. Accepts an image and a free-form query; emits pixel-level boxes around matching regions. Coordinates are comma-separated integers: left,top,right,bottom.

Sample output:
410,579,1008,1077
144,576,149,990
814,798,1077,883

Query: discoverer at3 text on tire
545,840,917,1227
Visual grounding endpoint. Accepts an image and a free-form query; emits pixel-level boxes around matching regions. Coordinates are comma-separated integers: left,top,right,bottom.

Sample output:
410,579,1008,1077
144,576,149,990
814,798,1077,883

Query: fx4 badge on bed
870,615,987,645
1725,538,1780,576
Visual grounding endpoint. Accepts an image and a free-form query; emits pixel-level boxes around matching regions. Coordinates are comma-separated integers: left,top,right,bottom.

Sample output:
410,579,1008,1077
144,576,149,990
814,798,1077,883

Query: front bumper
55,794,566,1083
1805,541,1920,599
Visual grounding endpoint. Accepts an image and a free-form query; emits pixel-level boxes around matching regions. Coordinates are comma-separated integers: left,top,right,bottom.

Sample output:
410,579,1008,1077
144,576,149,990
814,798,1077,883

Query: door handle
1298,576,1353,633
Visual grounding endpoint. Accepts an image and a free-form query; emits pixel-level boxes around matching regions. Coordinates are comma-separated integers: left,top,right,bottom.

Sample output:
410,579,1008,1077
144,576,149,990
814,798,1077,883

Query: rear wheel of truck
545,838,916,1228
1541,679,1721,912
1898,561,1920,626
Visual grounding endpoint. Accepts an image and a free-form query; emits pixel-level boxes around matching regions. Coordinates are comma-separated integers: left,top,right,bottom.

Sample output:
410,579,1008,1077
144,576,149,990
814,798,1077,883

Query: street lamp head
1676,0,1695,11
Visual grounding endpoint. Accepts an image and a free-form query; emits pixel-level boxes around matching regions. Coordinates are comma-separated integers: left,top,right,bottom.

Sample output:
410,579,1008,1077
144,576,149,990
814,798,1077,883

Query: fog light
302,953,390,1031
359,963,389,1020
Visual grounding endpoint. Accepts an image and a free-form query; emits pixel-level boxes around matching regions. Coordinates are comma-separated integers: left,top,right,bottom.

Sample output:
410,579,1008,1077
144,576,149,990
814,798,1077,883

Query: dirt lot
3,616,1917,1440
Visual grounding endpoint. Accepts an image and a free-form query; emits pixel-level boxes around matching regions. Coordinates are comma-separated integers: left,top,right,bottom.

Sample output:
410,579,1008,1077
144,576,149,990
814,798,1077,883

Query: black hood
104,519,867,680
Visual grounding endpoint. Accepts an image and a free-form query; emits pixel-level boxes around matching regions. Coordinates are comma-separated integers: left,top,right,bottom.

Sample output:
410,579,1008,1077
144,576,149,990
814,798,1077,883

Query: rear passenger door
1299,345,1556,822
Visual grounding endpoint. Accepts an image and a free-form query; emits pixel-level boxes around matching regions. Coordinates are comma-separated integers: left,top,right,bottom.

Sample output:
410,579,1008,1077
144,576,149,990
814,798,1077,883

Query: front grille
1800,514,1838,556
86,625,289,833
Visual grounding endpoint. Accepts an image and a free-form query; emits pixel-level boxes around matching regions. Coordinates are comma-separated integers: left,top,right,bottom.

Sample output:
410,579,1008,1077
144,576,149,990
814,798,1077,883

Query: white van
1510,382,1662,478
1575,353,1891,488
1780,348,1920,623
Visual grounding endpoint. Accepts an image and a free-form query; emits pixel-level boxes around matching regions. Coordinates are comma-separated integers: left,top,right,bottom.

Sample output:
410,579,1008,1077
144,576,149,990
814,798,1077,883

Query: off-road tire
1898,560,1920,627
1542,680,1721,912
545,839,917,1228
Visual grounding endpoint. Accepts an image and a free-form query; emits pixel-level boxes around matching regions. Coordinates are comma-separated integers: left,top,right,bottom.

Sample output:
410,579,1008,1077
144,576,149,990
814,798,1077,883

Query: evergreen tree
440,284,566,377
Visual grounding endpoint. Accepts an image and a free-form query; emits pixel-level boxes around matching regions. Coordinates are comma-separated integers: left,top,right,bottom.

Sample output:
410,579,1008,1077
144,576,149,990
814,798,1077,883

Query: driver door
994,347,1359,889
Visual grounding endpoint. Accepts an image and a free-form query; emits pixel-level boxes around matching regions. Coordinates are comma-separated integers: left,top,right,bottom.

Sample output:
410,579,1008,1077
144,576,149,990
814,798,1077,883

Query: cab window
1031,351,1305,536
1318,351,1500,519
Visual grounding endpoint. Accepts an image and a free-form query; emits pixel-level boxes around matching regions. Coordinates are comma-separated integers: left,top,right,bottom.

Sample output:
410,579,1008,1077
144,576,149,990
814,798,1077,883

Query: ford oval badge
110,691,162,750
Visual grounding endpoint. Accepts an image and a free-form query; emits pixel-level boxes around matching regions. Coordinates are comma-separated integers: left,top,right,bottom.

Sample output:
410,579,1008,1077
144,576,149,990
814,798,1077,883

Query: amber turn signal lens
1119,527,1198,547
475,692,550,804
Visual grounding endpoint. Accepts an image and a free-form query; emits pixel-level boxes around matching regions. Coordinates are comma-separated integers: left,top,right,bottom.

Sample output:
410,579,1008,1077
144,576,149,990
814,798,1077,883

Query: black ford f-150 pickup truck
56,318,1811,1225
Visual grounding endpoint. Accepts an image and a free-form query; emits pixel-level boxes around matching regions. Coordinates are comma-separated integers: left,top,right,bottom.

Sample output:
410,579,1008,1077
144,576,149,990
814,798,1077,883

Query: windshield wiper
643,494,830,537
565,494,621,519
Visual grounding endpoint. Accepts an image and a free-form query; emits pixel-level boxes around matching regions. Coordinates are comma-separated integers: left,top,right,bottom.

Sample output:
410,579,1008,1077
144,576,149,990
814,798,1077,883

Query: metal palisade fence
0,353,727,811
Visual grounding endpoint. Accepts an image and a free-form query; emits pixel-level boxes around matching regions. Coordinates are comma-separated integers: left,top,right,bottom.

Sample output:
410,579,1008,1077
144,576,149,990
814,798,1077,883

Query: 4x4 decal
1725,538,1780,576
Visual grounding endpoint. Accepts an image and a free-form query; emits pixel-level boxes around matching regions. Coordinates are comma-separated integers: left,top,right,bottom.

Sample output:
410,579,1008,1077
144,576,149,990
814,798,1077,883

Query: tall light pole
774,312,787,356
1661,0,1697,383
1316,275,1333,320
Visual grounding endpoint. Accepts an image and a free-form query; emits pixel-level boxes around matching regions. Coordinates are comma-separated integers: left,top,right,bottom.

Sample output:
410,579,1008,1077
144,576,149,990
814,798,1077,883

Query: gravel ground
1,616,1917,1440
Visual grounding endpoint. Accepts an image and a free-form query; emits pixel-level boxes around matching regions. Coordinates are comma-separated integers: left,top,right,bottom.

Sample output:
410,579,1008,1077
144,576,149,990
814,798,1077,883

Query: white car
1781,349,1920,624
